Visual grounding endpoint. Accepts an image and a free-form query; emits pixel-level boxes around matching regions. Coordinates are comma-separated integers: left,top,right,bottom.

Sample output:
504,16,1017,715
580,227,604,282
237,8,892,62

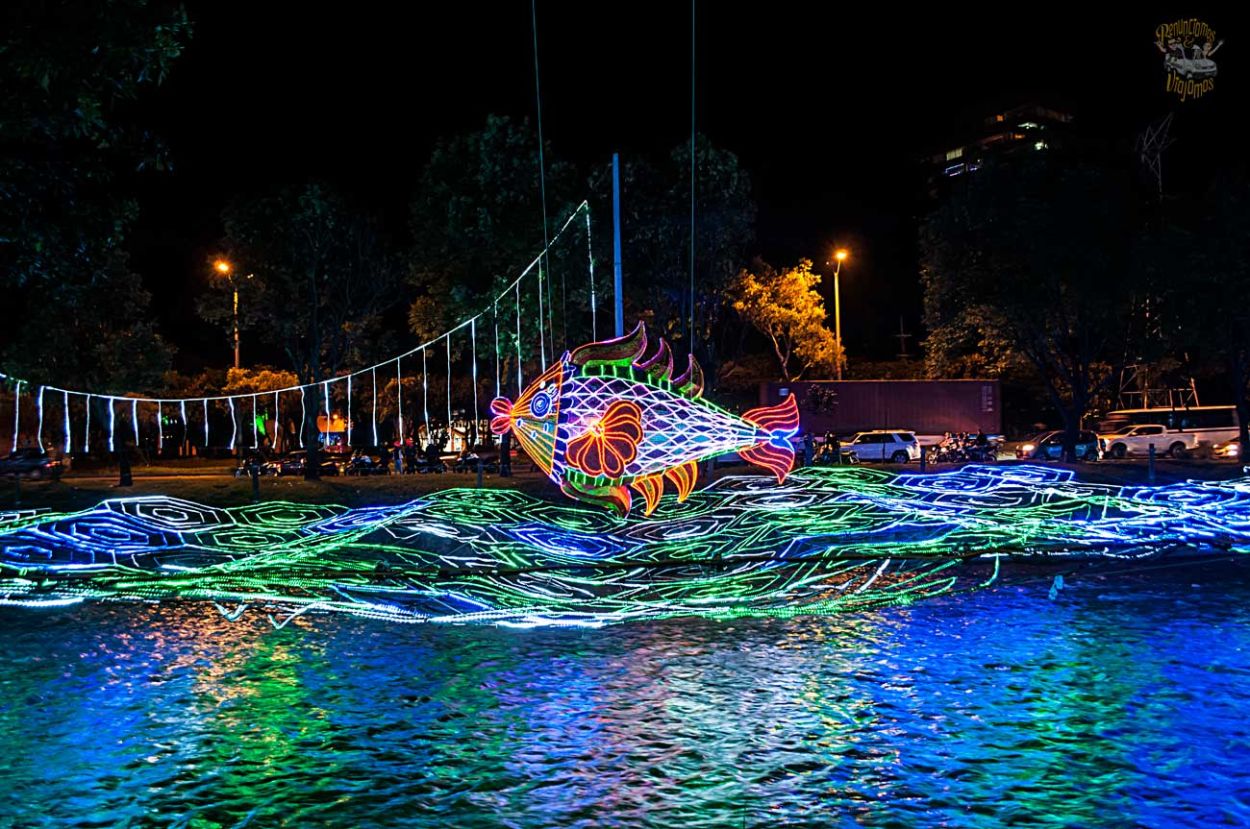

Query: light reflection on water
2,562,1249,828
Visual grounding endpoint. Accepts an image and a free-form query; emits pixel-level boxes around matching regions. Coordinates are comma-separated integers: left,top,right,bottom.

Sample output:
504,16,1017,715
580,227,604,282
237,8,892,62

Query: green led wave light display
1,465,1246,627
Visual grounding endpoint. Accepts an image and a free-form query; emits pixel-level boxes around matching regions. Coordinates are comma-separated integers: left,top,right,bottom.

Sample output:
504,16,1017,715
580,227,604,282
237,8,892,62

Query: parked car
1016,430,1099,461
264,450,344,477
1212,437,1241,460
0,448,65,480
847,431,921,464
1099,423,1196,459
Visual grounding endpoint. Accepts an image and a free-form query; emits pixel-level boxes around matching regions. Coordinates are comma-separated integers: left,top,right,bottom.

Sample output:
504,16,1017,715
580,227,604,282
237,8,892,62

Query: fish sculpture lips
489,323,800,517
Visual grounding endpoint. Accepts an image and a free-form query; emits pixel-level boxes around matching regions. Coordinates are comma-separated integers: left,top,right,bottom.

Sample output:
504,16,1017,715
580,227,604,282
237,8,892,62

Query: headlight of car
1021,443,1035,453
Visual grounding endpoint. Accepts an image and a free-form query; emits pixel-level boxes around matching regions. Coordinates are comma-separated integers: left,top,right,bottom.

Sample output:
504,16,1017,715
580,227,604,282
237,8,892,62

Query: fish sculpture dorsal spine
491,323,799,517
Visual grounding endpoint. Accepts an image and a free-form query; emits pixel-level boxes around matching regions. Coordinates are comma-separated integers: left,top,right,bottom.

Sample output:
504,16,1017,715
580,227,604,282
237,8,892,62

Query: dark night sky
127,2,1247,371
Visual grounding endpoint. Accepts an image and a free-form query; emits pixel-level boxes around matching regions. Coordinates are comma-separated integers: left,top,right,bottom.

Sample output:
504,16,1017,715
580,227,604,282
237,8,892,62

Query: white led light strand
371,368,378,446
397,359,405,444
108,398,116,453
228,397,237,452
586,207,597,341
131,398,138,447
346,374,352,447
515,285,523,396
84,394,91,454
36,386,44,450
471,318,480,447
11,380,21,453
537,263,546,371
298,387,306,448
0,203,592,450
63,390,71,454
445,333,452,437
421,348,429,445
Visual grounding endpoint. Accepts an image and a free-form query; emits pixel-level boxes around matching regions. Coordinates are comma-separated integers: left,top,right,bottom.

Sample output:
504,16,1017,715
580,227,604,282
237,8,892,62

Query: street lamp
213,258,252,369
832,248,849,381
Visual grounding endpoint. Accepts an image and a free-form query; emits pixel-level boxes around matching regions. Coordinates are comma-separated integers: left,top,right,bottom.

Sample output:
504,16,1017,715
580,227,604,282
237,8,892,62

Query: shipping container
760,379,1001,437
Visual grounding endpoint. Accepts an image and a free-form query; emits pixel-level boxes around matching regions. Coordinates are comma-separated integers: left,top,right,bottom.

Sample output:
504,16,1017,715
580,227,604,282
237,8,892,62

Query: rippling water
2,560,1248,828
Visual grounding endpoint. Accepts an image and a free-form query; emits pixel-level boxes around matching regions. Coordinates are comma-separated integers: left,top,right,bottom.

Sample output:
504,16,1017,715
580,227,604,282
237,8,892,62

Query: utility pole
232,285,240,369
831,249,848,380
214,258,251,369
613,152,624,338
895,316,912,359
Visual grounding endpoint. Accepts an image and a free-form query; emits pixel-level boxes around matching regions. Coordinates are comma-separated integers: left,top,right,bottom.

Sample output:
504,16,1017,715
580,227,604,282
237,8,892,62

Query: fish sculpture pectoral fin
562,479,632,517
664,460,698,502
630,474,665,517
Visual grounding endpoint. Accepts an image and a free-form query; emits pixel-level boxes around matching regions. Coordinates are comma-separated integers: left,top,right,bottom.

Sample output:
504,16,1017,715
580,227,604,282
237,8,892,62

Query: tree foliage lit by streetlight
731,258,842,382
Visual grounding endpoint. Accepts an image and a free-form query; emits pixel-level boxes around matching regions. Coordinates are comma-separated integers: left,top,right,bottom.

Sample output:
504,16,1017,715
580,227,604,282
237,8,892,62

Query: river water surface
2,560,1249,828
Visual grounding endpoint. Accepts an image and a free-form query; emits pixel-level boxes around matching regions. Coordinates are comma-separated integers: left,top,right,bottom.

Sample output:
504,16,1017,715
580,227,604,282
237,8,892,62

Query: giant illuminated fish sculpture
490,323,800,516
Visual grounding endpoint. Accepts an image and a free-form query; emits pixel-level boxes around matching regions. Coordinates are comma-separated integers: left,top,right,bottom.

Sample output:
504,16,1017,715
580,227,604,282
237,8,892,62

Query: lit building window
945,147,964,161
1034,141,1047,151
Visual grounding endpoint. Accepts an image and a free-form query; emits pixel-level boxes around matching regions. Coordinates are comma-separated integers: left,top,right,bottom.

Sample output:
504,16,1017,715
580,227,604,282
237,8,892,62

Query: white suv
848,431,921,464
1099,423,1198,459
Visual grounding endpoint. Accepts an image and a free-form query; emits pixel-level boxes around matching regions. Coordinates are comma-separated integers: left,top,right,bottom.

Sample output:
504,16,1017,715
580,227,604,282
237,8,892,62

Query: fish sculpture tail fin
741,395,800,483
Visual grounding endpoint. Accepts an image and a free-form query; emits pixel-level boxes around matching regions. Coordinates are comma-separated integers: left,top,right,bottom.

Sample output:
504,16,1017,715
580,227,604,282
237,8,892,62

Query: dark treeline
920,141,1250,458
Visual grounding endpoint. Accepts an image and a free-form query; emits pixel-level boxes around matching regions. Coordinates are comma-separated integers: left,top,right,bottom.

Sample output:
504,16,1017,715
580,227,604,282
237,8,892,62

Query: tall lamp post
213,259,252,369
832,248,849,381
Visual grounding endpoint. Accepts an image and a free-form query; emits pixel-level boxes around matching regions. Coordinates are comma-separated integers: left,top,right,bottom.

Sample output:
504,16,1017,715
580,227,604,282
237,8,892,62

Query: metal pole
834,260,843,381
232,284,241,370
612,152,624,338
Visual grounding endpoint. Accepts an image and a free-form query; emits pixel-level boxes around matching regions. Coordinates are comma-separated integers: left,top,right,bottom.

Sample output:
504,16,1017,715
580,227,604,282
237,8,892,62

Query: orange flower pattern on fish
565,401,643,478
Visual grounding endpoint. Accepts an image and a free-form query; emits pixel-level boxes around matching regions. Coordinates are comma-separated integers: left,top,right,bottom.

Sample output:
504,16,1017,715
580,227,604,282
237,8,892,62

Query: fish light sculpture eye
530,389,552,418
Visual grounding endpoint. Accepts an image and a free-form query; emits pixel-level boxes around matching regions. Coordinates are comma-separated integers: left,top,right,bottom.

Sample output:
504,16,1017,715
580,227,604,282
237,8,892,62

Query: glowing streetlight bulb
214,259,233,275
834,249,849,262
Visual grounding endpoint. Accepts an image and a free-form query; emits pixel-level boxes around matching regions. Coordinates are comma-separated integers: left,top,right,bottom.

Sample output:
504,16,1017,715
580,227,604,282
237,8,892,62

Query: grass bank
2,458,1245,514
